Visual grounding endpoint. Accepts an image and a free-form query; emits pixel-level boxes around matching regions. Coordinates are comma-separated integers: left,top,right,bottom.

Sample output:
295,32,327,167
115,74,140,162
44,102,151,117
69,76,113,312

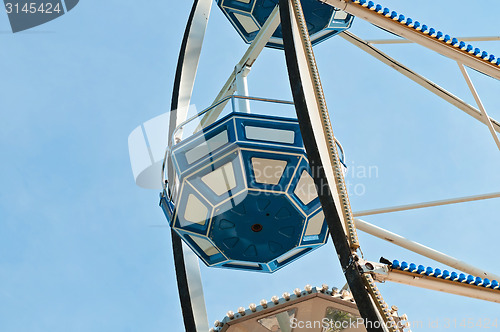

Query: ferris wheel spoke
382,270,500,304
340,31,500,134
321,0,500,80
458,62,500,151
354,191,500,217
354,218,500,281
365,36,500,45
359,260,500,304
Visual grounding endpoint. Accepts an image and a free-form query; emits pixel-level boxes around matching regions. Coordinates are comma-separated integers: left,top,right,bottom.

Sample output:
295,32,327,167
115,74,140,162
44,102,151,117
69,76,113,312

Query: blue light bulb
401,261,409,271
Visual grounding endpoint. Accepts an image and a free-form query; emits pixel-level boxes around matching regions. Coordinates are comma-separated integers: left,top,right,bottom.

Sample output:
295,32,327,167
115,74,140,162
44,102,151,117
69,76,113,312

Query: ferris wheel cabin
160,96,346,273
217,0,354,48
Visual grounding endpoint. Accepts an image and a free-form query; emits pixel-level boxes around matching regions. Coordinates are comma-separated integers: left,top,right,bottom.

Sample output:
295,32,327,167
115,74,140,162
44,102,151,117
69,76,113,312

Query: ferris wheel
128,0,500,331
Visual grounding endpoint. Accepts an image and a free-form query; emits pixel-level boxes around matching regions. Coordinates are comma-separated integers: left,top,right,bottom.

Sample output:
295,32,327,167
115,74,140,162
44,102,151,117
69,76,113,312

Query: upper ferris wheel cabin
217,0,354,49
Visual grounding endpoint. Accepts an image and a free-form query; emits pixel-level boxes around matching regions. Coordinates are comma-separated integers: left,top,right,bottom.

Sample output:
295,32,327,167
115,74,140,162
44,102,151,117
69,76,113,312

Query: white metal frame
381,270,500,304
366,36,500,45
315,0,500,305
458,62,500,150
321,0,500,79
354,191,500,217
355,219,500,281
339,31,500,134
164,1,500,329
359,261,500,304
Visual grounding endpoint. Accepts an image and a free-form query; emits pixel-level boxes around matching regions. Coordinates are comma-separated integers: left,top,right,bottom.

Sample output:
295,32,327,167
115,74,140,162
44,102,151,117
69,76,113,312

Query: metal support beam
321,0,500,80
379,270,500,304
355,218,500,281
196,6,281,131
366,36,500,45
458,62,500,151
354,191,500,217
339,31,500,134
235,65,251,113
278,0,387,330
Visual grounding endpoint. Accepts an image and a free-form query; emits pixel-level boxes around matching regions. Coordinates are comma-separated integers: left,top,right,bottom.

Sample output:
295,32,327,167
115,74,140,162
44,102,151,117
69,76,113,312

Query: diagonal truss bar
321,0,500,80
195,6,281,131
354,191,500,217
355,218,500,281
339,31,500,134
366,36,500,45
279,0,388,330
168,1,212,331
458,62,500,151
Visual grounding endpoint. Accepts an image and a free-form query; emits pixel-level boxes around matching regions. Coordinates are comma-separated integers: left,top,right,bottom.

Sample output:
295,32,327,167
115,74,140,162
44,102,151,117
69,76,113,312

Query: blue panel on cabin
216,0,354,49
209,192,304,263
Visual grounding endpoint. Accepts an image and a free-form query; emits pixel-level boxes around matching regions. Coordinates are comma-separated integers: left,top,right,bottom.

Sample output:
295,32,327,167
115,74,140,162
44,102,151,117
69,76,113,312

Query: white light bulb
305,284,313,293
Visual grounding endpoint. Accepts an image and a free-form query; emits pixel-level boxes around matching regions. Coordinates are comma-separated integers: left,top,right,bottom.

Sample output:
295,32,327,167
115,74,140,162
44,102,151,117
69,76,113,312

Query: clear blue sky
1,1,499,331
